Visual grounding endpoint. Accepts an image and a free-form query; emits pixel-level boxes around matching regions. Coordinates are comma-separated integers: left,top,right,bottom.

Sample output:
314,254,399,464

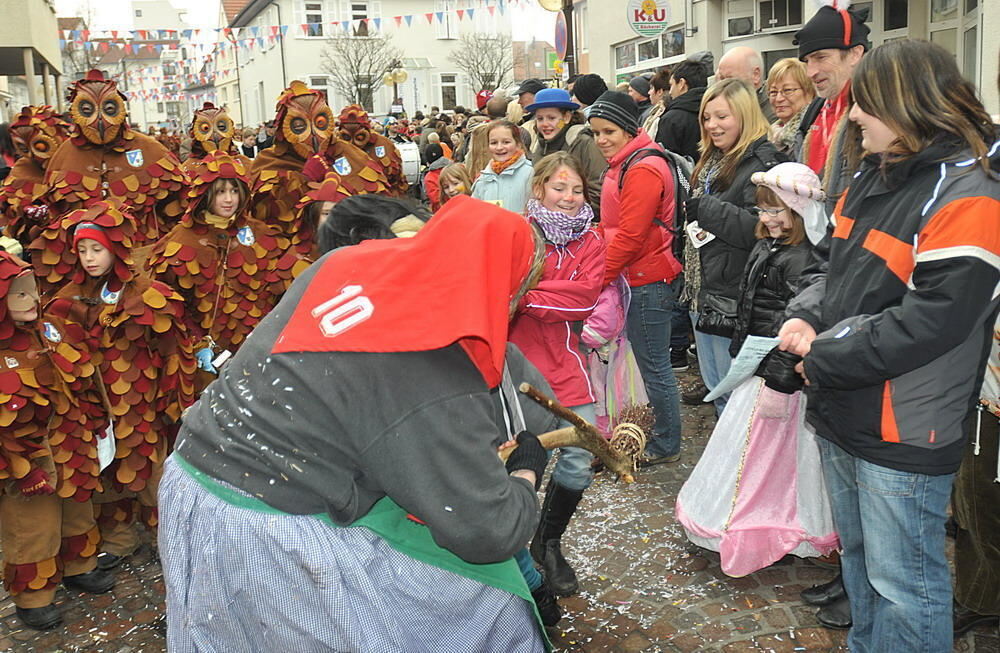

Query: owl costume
148,152,307,391
186,102,243,166
0,106,70,247
336,104,407,197
47,203,196,561
39,70,186,262
0,252,111,629
249,81,336,257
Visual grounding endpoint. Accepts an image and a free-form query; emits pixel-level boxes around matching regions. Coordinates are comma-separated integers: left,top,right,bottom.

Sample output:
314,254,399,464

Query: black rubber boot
16,604,62,630
530,482,585,596
63,568,115,594
530,579,562,627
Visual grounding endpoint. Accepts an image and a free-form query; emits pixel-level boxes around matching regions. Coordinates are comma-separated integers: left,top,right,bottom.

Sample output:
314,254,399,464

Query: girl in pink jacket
508,151,606,597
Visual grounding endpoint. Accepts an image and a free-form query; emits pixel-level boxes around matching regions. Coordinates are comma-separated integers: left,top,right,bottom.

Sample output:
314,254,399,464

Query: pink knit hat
751,162,825,214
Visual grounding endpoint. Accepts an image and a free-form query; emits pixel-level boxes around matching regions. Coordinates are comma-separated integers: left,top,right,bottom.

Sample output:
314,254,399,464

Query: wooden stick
497,383,638,483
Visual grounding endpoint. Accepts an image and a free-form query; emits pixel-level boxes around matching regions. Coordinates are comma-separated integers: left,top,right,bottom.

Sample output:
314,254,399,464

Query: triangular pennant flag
251,26,260,37
404,15,413,26
342,20,351,32
394,15,402,27
425,13,434,24
373,17,381,30
258,37,264,48
435,11,444,22
467,8,475,19
301,24,309,35
457,9,464,19
111,30,118,38
281,25,289,36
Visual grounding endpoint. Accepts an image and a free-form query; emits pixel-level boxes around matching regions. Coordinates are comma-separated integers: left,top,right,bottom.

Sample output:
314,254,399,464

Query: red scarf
272,196,536,387
805,83,850,176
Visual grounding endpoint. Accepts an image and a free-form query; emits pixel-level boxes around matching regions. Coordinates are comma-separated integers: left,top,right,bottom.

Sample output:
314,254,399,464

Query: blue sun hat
525,88,580,113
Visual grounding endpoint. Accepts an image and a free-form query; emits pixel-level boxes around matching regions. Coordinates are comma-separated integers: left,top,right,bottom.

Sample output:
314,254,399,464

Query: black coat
655,87,705,161
729,237,811,357
688,136,786,337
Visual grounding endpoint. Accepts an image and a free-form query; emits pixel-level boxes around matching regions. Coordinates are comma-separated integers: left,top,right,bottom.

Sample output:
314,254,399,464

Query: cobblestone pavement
1,371,998,652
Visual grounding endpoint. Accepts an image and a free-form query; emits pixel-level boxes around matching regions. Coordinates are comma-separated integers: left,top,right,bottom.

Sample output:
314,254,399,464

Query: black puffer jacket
655,87,705,161
729,237,811,357
688,136,786,337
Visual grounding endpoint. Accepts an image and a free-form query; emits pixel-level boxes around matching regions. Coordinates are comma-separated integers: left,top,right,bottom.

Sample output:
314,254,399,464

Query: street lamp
382,65,408,116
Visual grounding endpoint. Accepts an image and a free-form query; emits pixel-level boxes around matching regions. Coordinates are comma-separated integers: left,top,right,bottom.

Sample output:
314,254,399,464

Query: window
759,0,802,30
615,43,636,69
156,102,164,112
437,0,458,40
304,1,325,37
930,27,957,55
574,2,588,52
962,25,977,83
637,39,659,62
661,28,684,58
135,9,142,17
352,2,369,37
884,0,907,31
764,48,797,74
440,73,457,110
728,16,754,37
931,0,958,23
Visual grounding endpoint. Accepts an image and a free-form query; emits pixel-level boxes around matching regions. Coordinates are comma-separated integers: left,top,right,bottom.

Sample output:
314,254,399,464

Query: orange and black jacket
787,136,1000,475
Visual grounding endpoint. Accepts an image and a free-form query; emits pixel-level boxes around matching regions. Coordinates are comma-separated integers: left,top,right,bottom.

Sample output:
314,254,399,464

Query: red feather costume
147,153,308,389
0,253,104,607
47,203,196,526
185,102,243,167
249,81,336,257
39,70,186,258
0,106,70,246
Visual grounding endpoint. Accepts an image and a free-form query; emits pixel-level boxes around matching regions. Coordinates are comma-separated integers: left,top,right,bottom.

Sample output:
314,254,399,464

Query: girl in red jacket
508,151,606,597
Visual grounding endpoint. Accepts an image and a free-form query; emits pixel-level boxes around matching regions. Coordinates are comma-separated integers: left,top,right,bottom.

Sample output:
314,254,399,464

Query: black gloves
762,349,805,394
684,197,701,223
505,430,548,490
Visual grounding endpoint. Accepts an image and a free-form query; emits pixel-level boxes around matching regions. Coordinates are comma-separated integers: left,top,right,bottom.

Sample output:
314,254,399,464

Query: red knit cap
72,222,114,251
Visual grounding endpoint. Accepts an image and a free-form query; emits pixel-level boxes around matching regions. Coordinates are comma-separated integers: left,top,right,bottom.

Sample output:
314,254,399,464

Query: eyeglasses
767,87,803,99
755,206,786,217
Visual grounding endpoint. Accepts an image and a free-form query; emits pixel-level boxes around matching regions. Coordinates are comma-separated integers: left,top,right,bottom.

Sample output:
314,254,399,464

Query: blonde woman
765,58,815,155
682,78,786,413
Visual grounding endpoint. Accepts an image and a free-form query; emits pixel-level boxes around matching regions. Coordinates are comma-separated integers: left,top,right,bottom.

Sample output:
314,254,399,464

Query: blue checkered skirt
158,457,545,652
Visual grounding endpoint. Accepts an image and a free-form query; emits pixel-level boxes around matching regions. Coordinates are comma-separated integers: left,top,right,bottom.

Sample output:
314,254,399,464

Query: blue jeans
690,312,733,415
626,280,682,458
551,403,596,491
818,438,955,652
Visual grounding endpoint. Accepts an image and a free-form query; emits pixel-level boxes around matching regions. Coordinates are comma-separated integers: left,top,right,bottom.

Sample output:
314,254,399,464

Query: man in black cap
571,73,608,118
793,1,870,198
791,0,870,633
516,79,547,111
627,74,654,125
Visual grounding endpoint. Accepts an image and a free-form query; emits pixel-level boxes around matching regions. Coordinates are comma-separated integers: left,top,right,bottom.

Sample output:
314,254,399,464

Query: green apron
175,456,551,649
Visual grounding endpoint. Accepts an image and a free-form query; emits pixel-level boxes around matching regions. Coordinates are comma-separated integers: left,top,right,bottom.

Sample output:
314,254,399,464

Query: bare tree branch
447,33,514,93
320,34,403,112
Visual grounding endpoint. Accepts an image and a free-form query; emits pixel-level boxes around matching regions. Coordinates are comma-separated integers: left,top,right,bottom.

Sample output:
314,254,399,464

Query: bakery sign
627,0,670,38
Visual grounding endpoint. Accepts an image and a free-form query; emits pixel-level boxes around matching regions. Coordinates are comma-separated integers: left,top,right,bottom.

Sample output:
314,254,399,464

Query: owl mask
337,104,374,149
274,81,334,160
190,102,235,154
9,106,70,170
68,69,129,146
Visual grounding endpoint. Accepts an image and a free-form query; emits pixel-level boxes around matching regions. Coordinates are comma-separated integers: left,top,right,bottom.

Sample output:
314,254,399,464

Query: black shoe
540,539,579,596
681,383,708,405
670,348,689,371
531,581,562,627
16,604,62,630
816,596,852,630
954,601,1000,638
638,451,681,467
63,568,115,594
97,552,123,571
801,573,846,607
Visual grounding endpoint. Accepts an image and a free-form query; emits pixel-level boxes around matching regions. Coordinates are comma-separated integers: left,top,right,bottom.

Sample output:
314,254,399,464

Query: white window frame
439,72,458,110
757,0,803,33
297,0,328,39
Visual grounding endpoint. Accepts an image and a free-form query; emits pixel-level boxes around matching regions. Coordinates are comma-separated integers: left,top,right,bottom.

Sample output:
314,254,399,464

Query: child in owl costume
46,203,197,569
147,152,308,392
185,102,244,168
0,252,112,631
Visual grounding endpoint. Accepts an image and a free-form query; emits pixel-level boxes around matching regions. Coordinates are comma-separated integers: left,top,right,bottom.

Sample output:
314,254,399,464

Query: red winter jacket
509,228,606,407
599,132,681,287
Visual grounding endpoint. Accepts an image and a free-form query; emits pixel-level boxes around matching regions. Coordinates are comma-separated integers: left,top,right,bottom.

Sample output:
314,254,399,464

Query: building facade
226,0,514,128
576,0,998,116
